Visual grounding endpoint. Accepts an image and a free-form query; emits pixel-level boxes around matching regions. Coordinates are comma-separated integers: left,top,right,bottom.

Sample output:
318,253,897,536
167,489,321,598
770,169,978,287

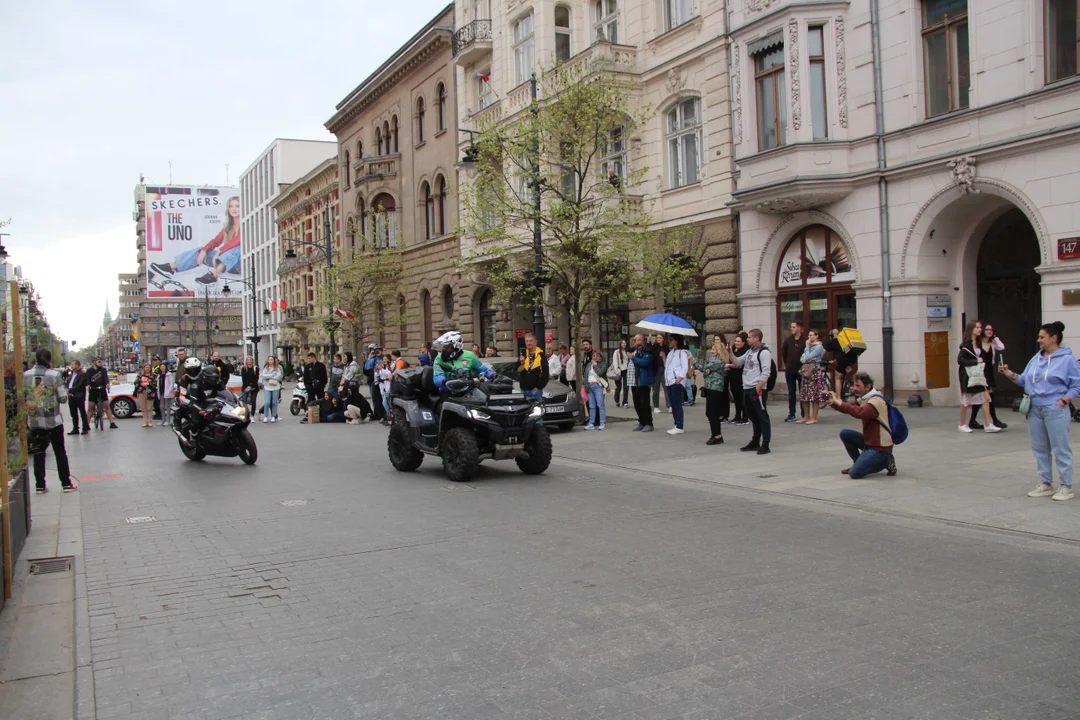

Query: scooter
290,379,308,416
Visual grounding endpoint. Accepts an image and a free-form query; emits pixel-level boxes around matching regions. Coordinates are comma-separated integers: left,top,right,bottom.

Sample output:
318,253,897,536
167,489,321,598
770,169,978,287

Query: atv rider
432,331,496,392
174,357,228,435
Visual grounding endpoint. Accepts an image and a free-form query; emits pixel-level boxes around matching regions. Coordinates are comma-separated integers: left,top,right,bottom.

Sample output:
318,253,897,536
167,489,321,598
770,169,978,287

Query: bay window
754,41,787,150
594,0,618,43
809,26,828,140
664,0,694,32
922,0,969,117
514,13,535,85
555,6,571,63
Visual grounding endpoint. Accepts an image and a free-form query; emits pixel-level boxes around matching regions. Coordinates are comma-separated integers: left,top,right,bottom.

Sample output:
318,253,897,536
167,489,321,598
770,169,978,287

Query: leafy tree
457,62,703,348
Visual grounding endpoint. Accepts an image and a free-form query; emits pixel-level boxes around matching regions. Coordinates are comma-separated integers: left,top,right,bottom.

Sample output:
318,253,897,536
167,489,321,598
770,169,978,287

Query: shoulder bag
962,347,987,388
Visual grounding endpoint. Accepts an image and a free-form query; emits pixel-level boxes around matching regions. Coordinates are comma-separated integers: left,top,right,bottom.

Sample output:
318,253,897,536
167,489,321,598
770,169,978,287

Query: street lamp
281,198,336,358
222,262,272,368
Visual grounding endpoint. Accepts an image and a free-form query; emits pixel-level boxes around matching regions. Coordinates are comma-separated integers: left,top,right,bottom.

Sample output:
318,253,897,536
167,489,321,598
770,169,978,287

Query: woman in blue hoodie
1001,321,1080,501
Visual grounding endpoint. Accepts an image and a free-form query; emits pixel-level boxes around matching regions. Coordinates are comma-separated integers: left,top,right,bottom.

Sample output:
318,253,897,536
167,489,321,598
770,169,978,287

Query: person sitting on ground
825,370,897,479
318,391,346,423
340,382,372,424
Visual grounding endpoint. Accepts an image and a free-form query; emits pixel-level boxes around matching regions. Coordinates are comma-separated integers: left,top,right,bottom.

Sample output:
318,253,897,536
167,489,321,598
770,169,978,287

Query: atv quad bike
387,366,553,482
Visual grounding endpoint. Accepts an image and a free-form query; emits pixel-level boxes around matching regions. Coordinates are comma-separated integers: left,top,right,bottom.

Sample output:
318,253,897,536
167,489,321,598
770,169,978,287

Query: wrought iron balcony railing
452,20,492,57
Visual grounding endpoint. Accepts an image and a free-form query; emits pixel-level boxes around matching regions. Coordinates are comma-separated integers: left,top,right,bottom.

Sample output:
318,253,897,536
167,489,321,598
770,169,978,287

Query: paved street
56,401,1080,719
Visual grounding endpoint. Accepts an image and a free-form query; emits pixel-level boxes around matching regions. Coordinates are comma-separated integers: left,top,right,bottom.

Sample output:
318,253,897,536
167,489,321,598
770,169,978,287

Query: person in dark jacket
517,333,549,402
302,352,328,406
65,359,89,435
969,323,1007,430
729,333,748,425
781,321,806,422
210,351,231,387
957,320,1002,434
240,356,259,415
630,334,657,432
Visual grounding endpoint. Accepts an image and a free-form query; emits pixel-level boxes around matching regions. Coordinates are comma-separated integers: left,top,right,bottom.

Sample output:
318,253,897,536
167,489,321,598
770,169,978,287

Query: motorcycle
290,380,308,416
173,389,258,465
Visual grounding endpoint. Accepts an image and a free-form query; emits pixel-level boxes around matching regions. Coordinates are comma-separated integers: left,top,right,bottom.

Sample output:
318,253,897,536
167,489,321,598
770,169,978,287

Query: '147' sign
1059,237,1080,260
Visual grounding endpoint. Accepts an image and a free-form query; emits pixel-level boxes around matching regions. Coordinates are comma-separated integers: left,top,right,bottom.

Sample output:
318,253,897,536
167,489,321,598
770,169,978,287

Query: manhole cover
280,499,309,507
29,557,73,575
441,484,475,491
126,516,156,524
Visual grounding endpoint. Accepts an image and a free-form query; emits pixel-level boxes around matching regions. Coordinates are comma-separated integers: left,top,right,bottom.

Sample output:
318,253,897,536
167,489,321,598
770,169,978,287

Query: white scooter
289,379,309,416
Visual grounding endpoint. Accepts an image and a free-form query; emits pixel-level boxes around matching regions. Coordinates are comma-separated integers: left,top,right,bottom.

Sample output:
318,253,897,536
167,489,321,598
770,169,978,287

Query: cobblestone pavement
64,409,1080,720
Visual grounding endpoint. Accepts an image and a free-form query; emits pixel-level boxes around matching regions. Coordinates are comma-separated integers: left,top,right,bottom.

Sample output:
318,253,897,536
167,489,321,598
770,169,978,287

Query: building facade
730,0,1080,405
452,0,738,356
239,139,337,365
325,4,466,356
272,159,341,364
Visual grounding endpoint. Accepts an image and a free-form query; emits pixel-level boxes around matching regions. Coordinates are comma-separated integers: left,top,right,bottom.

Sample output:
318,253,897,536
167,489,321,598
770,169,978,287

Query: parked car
487,361,580,431
108,377,244,420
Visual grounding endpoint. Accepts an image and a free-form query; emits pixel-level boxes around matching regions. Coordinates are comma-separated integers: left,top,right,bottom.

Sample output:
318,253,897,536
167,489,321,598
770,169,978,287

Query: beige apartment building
324,4,467,356
453,0,737,356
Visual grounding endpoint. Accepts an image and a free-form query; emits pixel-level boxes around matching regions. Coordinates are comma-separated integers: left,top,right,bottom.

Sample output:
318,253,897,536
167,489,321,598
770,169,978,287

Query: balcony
282,306,310,326
452,20,492,67
352,154,400,186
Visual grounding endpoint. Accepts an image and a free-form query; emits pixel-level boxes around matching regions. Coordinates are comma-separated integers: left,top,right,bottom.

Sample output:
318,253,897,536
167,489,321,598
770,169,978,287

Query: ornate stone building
325,4,472,357
272,158,341,364
452,0,738,356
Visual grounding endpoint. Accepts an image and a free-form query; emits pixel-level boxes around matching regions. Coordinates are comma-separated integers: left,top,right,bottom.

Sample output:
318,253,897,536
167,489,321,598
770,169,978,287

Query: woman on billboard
149,196,241,286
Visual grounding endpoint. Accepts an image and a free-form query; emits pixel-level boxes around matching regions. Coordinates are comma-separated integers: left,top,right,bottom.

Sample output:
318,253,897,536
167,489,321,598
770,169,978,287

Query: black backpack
752,346,778,392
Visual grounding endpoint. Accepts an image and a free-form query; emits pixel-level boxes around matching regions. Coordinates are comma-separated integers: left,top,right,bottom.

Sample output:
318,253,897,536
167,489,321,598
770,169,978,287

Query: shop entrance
976,208,1041,400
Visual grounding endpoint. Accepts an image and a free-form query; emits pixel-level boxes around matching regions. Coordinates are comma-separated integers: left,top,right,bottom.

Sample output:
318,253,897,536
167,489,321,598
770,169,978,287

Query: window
443,285,455,320
479,290,496,352
357,197,367,249
922,0,969,117
477,72,493,109
595,0,618,42
514,12,535,85
559,141,578,199
375,127,383,155
1047,0,1079,83
602,127,627,186
356,140,363,158
372,194,397,248
755,44,787,150
423,182,434,239
664,0,694,32
806,26,828,141
344,151,351,186
555,6,571,62
416,98,426,144
436,83,447,131
391,116,399,152
666,98,701,188
470,0,490,21
435,175,447,235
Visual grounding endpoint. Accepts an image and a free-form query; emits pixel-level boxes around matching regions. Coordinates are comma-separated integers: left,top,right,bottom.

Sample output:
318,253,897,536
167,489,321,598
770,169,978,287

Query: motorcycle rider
432,331,496,391
174,357,227,437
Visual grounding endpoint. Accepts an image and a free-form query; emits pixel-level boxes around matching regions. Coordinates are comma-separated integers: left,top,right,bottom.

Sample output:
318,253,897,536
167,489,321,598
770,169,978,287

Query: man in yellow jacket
517,332,550,402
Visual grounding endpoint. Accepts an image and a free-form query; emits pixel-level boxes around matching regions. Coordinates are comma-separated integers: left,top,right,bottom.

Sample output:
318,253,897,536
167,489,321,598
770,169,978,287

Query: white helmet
183,356,203,379
435,331,464,360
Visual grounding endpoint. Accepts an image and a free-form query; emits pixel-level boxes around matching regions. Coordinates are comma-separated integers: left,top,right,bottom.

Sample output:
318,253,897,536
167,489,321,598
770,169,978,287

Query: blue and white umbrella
634,313,699,338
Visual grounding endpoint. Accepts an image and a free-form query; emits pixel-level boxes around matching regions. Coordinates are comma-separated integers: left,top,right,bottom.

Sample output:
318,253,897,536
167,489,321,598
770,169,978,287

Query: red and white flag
333,308,355,319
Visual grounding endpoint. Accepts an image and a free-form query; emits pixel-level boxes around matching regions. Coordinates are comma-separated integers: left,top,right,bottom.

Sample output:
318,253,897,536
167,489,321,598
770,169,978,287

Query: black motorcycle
173,390,258,465
387,367,552,482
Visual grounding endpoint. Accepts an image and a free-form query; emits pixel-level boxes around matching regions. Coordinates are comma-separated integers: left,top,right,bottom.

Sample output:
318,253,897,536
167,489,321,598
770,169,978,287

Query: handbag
962,347,987,388
798,364,817,379
1019,394,1031,417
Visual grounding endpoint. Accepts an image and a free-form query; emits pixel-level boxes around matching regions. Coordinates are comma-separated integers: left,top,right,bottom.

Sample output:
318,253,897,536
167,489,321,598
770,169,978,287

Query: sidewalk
0,486,91,720
561,397,1080,542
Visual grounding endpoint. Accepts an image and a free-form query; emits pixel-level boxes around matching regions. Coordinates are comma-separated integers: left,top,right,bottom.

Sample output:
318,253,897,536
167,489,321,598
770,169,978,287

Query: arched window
421,181,434,240
775,225,857,364
594,0,618,42
375,127,383,155
356,139,363,157
344,150,350,186
416,97,426,144
346,214,355,254
555,6,571,62
356,196,367,249
478,289,496,353
443,285,455,320
371,193,397,248
391,116,399,153
383,121,391,153
436,83,447,132
435,175,447,235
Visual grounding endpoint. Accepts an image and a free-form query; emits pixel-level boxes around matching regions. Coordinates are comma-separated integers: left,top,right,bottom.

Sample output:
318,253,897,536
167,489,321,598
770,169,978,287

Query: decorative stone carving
788,18,801,132
747,0,781,12
948,156,978,194
732,44,742,145
666,66,685,94
835,17,848,129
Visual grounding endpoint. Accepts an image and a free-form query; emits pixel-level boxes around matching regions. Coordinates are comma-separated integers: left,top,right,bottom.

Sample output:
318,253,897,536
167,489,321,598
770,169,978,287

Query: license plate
504,435,520,445
543,405,564,414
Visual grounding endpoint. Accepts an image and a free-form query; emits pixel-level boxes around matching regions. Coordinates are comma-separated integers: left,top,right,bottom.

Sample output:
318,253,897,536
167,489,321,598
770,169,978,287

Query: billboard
144,186,241,298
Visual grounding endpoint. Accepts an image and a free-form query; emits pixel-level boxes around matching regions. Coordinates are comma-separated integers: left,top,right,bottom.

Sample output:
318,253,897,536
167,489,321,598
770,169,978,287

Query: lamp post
528,74,547,350
222,262,270,369
177,305,190,350
283,198,335,359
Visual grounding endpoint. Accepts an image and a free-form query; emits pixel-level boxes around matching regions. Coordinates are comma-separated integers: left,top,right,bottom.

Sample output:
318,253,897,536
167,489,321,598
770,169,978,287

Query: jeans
263,389,280,419
325,412,346,423
651,382,665,410
632,385,653,426
523,388,544,403
586,383,606,425
705,389,725,437
743,388,771,446
840,429,893,479
382,391,391,420
32,426,72,490
161,397,174,426
1028,403,1073,487
68,397,87,432
175,247,217,272
668,383,685,429
785,370,801,417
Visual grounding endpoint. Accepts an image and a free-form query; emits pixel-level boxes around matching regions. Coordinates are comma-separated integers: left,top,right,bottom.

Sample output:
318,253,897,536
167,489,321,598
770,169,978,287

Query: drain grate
126,516,156,524
29,557,73,575
280,499,309,507
757,474,778,479
441,484,476,491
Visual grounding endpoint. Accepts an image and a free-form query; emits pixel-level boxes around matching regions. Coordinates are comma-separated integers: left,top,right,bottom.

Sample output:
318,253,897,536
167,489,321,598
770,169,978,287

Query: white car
107,376,244,420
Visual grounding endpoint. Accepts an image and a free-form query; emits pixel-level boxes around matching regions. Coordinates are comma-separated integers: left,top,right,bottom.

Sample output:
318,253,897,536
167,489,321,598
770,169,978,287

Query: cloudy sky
0,0,450,346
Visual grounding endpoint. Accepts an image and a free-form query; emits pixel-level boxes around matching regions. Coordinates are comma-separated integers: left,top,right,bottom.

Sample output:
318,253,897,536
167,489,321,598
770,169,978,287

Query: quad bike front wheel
516,426,553,475
388,422,424,471
442,427,480,482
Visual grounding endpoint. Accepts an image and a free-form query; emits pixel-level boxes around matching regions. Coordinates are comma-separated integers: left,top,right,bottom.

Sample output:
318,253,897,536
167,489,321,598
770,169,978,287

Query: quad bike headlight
529,406,544,418
468,409,491,421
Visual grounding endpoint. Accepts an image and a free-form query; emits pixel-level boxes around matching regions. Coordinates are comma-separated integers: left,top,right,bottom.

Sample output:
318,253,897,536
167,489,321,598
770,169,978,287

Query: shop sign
1058,237,1080,260
926,294,951,307
779,300,803,312
808,298,828,310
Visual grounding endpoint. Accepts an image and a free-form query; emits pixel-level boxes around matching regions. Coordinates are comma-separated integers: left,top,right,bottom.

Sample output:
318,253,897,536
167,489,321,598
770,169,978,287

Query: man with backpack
825,371,900,478
727,328,774,455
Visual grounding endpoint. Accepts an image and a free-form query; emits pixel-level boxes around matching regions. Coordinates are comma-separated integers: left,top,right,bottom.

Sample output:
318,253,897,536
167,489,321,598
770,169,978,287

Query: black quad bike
173,390,258,465
387,367,552,482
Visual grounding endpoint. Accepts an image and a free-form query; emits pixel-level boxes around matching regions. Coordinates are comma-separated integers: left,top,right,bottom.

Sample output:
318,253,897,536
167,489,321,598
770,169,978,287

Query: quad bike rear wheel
388,421,424,471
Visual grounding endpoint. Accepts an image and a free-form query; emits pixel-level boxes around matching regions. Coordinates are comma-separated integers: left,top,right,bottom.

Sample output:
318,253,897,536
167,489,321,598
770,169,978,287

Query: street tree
457,61,704,348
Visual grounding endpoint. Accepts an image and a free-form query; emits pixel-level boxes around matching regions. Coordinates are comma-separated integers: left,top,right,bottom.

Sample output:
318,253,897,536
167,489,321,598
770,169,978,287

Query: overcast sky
0,0,450,347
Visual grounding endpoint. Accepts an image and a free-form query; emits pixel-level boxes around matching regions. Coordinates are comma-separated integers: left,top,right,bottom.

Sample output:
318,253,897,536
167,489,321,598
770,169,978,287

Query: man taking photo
26,349,77,493
825,371,898,479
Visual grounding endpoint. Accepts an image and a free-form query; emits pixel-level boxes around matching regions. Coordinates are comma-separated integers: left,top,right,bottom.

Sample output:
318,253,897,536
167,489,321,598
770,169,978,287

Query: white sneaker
584,424,595,431
984,424,1002,433
262,417,268,423
1052,486,1075,501
667,427,684,435
271,418,277,423
1027,483,1055,498
958,425,973,433
668,408,673,413
598,424,605,430
653,407,660,413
